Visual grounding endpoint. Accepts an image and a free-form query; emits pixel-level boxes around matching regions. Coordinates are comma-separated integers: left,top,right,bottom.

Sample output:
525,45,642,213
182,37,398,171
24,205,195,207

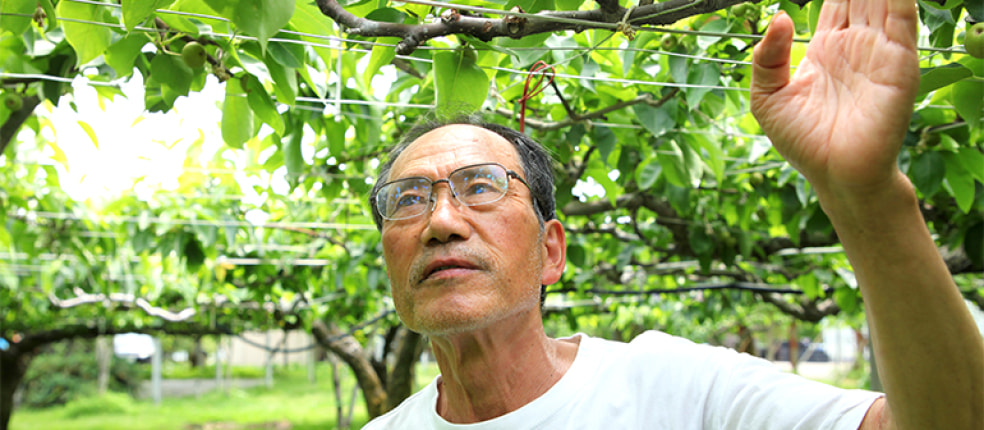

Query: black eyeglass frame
370,162,536,222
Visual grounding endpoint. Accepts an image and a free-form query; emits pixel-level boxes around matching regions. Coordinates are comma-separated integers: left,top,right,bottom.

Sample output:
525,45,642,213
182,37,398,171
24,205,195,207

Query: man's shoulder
362,376,439,429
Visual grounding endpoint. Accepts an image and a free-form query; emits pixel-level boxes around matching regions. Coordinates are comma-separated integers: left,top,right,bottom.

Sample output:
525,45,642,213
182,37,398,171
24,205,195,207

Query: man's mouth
419,259,479,283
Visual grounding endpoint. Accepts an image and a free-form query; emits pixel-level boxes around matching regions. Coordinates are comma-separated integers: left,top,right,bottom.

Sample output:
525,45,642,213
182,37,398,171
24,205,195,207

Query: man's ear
540,219,566,285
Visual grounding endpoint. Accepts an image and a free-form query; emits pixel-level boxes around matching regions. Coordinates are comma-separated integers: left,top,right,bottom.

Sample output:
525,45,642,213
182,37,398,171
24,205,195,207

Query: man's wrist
814,170,919,233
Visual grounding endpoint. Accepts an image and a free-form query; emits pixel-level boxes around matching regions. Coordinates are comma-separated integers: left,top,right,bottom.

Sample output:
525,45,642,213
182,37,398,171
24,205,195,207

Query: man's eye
462,181,500,197
396,193,425,207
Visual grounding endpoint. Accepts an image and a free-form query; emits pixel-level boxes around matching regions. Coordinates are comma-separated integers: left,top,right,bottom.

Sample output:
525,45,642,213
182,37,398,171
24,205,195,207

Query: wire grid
0,1,970,268
0,0,969,113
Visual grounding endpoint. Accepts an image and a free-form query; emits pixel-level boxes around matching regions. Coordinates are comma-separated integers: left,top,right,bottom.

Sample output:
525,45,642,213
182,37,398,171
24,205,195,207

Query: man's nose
420,183,470,245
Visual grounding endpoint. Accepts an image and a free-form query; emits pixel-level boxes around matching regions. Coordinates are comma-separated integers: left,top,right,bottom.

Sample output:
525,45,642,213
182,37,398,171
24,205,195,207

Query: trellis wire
18,210,375,231
1,3,966,58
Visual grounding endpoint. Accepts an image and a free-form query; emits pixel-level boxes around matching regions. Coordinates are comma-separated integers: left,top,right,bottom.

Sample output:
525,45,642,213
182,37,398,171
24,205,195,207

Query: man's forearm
818,171,983,430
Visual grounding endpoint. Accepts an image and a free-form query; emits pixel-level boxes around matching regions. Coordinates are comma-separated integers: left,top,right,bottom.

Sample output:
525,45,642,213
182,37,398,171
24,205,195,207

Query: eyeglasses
372,162,533,221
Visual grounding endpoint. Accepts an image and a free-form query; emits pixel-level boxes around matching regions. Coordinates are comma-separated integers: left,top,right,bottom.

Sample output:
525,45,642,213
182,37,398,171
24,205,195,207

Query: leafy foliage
1,0,982,423
20,341,144,408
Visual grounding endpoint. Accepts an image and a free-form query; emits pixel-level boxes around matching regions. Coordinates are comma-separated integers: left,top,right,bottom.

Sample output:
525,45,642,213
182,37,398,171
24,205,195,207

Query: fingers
844,0,916,44
751,11,794,94
817,0,849,31
885,0,919,49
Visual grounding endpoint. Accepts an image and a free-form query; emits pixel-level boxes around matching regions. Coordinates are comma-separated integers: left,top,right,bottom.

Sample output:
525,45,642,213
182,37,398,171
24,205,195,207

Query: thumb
751,11,794,95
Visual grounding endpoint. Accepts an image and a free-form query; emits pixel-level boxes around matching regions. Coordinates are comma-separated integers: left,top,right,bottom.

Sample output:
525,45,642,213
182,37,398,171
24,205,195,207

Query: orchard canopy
0,0,982,421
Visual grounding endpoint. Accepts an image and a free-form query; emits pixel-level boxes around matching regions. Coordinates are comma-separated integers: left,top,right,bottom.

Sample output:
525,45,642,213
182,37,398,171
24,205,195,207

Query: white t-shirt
364,331,881,429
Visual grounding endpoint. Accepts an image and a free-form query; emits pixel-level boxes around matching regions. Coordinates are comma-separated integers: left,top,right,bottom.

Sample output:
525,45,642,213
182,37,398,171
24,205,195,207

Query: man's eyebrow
386,170,433,182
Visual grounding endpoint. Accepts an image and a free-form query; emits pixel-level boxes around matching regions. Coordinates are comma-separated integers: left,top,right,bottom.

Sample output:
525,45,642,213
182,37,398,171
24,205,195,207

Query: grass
11,362,442,430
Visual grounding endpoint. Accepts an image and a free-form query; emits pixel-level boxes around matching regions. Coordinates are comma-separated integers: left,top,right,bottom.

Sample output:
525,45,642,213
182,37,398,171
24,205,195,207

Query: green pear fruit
966,22,984,59
3,93,23,111
181,42,207,68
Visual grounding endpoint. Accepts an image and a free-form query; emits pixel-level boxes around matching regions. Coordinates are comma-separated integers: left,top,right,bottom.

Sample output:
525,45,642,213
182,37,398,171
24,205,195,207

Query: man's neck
429,314,579,424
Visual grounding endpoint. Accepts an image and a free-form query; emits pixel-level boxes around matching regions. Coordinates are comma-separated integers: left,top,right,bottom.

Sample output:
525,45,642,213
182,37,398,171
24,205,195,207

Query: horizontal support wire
4,1,965,56
2,10,966,103
547,281,830,296
13,210,376,231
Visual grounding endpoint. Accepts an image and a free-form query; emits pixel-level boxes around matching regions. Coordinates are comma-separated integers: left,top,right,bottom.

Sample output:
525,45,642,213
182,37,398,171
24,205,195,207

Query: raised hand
750,0,920,198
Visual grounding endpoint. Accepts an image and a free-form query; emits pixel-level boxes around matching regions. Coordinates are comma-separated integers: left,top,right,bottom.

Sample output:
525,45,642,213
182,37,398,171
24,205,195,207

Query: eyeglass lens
377,164,510,220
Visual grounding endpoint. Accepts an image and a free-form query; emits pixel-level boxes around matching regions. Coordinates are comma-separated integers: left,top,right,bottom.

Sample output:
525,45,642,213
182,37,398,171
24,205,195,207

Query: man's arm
749,0,984,429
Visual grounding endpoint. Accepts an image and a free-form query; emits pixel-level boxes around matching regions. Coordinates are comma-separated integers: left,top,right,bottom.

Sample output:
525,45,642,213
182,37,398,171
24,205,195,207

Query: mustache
408,245,490,284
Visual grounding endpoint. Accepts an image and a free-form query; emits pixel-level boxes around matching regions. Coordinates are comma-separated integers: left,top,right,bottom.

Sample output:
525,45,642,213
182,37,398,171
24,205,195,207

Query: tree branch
1,95,40,156
48,289,197,322
756,292,840,323
495,89,680,131
316,0,761,55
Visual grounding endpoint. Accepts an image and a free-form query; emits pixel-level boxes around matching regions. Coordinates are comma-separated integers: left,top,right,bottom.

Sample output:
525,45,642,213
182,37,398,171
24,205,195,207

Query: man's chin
404,309,493,337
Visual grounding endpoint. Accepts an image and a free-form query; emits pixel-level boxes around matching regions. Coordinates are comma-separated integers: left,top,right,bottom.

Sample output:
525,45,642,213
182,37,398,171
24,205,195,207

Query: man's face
380,125,547,336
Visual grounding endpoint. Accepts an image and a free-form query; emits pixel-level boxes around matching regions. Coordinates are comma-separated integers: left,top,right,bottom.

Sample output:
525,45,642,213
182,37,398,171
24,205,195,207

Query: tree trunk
386,327,423,410
788,320,799,373
96,336,111,395
311,320,388,418
190,335,206,368
329,353,347,429
0,347,34,430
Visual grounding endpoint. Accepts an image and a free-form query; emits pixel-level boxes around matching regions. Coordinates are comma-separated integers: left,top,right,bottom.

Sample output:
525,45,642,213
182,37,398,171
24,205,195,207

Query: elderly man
363,0,984,428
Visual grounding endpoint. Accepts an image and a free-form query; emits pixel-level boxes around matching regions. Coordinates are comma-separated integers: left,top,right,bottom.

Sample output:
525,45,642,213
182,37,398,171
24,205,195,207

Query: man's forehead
389,124,520,174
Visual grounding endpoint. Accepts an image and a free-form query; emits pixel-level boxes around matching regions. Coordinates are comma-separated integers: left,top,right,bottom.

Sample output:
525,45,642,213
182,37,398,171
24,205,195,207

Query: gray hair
369,115,557,231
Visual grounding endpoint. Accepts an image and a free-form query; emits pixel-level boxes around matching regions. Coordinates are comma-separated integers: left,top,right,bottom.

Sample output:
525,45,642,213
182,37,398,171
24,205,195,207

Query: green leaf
243,74,285,135
567,243,586,267
156,1,199,34
635,156,662,190
685,63,720,108
657,139,687,188
365,38,400,84
0,0,35,37
267,31,306,69
498,33,551,68
283,131,304,185
909,151,946,198
121,0,175,31
955,148,984,184
265,54,297,106
591,126,617,164
808,0,824,34
833,287,859,314
506,0,555,14
326,119,346,157
77,121,98,149
433,48,490,118
688,225,714,257
942,152,975,213
633,100,676,138
968,1,984,22
779,0,810,34
952,79,984,129
668,54,687,84
918,0,955,32
58,0,113,66
688,134,724,184
150,54,193,97
289,0,337,66
105,33,151,78
917,63,973,96
364,7,408,23
657,139,704,188
222,78,254,149
182,235,205,269
203,0,293,53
